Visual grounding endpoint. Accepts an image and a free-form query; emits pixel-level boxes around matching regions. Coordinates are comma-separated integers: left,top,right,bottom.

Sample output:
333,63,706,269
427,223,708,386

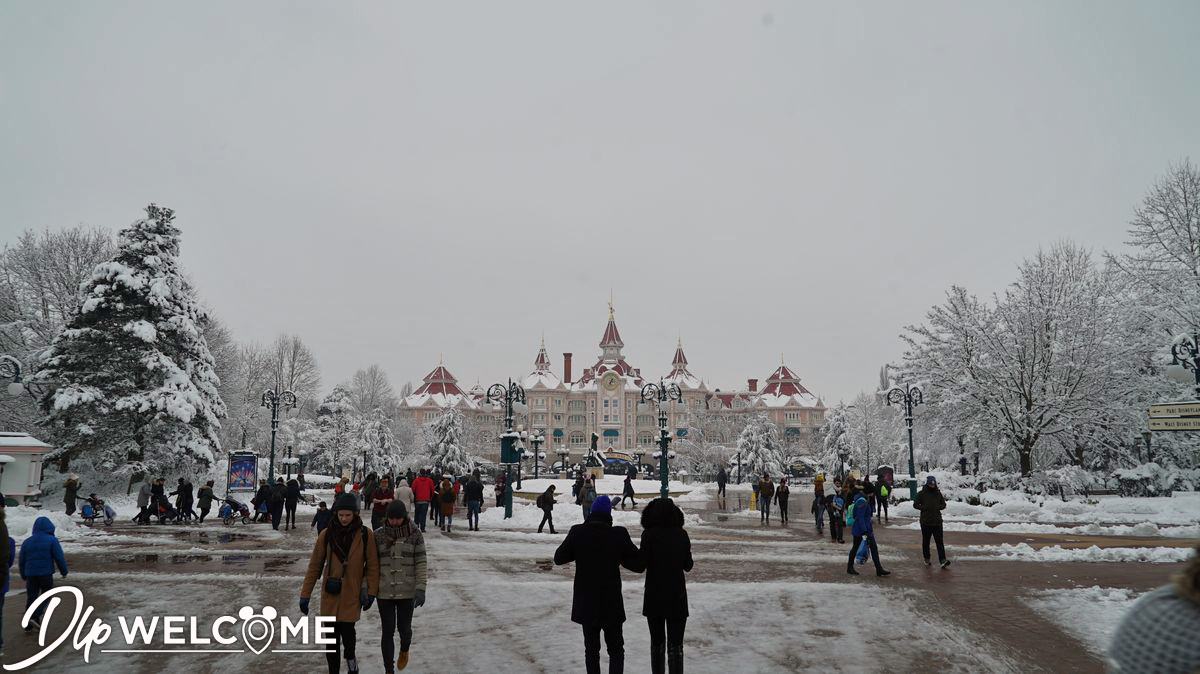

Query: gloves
413,589,426,608
299,598,310,615
361,591,375,611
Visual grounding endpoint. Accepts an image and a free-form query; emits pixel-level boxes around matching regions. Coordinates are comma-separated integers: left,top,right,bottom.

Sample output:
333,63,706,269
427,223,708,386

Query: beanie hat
386,499,408,520
591,494,612,516
1108,584,1200,672
332,493,358,513
926,476,937,487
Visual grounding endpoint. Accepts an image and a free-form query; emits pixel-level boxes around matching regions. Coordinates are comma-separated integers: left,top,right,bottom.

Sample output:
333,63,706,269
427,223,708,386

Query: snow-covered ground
956,543,1196,563
892,490,1200,527
1024,586,1145,657
895,519,1200,538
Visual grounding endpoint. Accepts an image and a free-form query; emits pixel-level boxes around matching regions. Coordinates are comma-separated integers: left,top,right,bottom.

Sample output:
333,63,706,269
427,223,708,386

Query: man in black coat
716,468,727,498
252,480,271,522
268,478,287,530
285,478,302,530
554,495,644,674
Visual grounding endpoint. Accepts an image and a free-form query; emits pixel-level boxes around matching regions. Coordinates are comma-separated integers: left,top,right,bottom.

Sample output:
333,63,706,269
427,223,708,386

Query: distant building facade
396,305,826,462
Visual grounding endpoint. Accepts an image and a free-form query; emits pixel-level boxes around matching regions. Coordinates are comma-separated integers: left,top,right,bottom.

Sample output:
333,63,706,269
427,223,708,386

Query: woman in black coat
639,497,694,674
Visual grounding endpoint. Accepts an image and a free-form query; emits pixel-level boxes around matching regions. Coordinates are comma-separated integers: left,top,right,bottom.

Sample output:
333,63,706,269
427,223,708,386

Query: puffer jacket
19,517,68,578
913,486,946,526
850,495,873,537
374,520,427,600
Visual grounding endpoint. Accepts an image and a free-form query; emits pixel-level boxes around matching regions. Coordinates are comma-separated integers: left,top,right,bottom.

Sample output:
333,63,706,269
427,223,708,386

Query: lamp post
838,448,848,482
632,450,645,479
0,355,27,397
1141,430,1153,464
973,438,980,477
516,429,528,490
556,447,570,476
957,435,967,476
261,388,297,483
885,382,924,501
641,379,682,499
486,379,527,519
1171,332,1200,398
286,444,294,480
530,431,545,479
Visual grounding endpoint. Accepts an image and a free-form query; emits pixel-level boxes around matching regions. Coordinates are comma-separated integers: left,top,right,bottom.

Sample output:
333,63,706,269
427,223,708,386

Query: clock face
603,374,620,391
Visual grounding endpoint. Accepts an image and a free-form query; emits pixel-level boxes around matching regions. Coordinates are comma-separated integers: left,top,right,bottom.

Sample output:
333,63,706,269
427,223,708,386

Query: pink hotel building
396,307,826,461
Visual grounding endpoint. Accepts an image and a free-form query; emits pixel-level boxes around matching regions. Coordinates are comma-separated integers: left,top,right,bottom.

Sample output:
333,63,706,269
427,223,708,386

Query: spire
534,338,551,371
672,338,688,368
599,301,624,350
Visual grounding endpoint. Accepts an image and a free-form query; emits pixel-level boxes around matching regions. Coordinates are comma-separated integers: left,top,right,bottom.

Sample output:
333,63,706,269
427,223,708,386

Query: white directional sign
1148,402,1200,418
1148,417,1200,431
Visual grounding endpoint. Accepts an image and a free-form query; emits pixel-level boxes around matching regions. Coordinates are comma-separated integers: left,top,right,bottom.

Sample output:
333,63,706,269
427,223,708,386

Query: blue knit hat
591,495,612,516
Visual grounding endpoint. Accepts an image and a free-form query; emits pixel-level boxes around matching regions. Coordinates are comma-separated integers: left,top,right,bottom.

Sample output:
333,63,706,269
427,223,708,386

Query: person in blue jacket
0,495,12,656
845,494,890,577
19,516,68,630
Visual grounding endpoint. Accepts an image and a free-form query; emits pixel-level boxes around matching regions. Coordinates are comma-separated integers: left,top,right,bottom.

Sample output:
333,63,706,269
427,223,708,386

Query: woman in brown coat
301,493,381,674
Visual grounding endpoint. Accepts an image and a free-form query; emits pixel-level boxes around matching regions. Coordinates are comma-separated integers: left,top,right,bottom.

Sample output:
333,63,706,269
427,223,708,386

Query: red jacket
371,487,394,513
412,476,435,502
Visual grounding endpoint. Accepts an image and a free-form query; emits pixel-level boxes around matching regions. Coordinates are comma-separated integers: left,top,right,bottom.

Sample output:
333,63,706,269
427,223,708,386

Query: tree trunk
57,454,71,472
1019,448,1033,476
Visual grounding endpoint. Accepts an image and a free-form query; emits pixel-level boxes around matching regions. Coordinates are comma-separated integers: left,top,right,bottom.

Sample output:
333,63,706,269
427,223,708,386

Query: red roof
760,364,813,397
599,316,623,348
534,341,550,371
412,365,465,396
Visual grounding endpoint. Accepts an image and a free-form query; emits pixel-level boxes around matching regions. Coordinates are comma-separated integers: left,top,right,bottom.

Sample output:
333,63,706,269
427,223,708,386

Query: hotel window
555,399,562,408
536,398,546,408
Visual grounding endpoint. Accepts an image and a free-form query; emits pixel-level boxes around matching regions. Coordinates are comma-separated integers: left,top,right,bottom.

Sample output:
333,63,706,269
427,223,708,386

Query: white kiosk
0,432,51,505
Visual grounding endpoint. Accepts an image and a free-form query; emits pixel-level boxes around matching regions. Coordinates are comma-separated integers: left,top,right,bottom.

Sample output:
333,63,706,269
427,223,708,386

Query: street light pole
1171,332,1200,398
531,432,545,479
261,388,297,483
957,435,967,476
641,379,682,499
973,438,980,477
885,383,924,501
487,379,526,519
286,444,294,480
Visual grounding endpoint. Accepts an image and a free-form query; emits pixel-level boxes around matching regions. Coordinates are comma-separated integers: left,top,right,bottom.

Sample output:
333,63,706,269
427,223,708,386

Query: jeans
326,621,357,674
25,575,54,625
582,622,624,674
716,482,726,497
847,533,884,572
814,504,824,531
371,511,384,531
378,598,414,667
538,509,555,533
415,502,429,532
467,500,481,529
443,512,453,531
760,499,771,522
877,497,889,521
829,512,843,541
921,524,946,562
286,502,297,528
777,499,788,523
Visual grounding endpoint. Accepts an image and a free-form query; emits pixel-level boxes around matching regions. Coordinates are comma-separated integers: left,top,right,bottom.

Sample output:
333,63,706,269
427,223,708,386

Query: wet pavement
2,493,1191,673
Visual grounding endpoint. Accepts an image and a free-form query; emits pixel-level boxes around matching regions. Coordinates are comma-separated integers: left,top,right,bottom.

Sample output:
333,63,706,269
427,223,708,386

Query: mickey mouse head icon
238,606,277,655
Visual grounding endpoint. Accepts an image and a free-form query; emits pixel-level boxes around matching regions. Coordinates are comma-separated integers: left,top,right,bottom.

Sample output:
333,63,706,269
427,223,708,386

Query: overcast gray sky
2,2,1198,405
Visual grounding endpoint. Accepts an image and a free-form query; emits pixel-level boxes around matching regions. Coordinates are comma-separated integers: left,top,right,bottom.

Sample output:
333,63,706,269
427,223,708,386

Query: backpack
879,484,889,499
844,498,856,527
536,493,546,508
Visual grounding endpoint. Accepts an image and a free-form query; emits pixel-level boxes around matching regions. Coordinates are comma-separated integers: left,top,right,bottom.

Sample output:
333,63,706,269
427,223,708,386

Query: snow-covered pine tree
312,385,357,475
37,204,226,476
425,407,473,476
737,413,785,478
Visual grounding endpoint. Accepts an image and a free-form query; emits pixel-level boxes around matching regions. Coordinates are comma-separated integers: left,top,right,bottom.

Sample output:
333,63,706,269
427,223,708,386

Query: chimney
563,353,573,384
747,378,758,392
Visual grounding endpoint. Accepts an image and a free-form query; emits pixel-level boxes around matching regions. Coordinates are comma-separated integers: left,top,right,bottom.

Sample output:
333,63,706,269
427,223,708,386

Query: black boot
668,645,683,674
651,642,665,674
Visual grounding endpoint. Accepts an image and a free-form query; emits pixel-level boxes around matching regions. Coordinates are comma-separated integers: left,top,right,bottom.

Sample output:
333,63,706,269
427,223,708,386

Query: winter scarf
376,520,416,550
327,514,364,562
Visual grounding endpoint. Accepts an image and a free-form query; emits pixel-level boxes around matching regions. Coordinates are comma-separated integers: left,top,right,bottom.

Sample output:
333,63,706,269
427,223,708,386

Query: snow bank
893,490,1200,526
4,505,101,542
959,543,1195,563
897,520,1200,538
1025,586,1144,656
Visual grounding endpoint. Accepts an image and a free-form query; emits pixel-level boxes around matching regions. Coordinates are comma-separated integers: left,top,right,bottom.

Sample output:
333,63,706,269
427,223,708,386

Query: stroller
153,495,182,524
81,496,116,525
220,496,251,525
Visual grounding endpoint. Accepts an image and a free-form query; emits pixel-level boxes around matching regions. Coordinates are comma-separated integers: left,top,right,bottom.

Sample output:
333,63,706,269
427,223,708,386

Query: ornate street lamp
516,429,528,490
556,447,570,476
973,438,980,477
1171,333,1200,398
530,431,545,479
0,355,27,397
486,379,527,519
1141,430,1153,464
957,435,967,476
838,448,848,482
261,388,298,483
885,382,924,501
640,379,682,499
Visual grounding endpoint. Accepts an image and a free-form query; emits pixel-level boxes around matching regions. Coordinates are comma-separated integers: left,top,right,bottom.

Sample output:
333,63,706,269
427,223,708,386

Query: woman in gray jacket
374,500,427,673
